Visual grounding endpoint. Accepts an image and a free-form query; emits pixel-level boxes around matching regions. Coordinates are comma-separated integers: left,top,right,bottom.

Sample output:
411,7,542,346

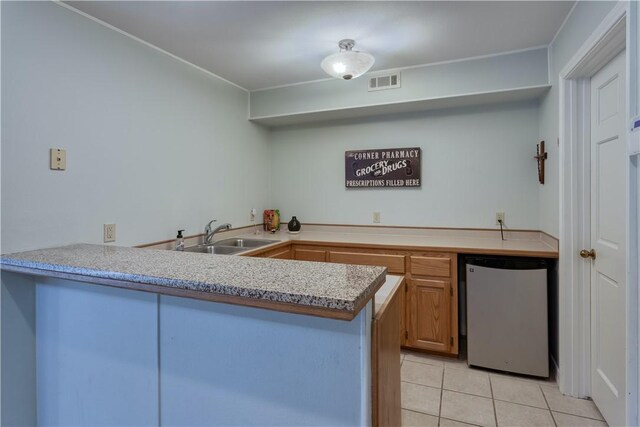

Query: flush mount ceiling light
321,39,375,80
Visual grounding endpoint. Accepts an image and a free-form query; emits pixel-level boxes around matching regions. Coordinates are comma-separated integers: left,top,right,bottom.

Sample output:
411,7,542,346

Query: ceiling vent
368,72,401,92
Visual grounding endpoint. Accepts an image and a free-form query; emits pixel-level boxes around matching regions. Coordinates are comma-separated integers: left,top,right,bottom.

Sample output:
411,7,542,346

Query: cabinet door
293,249,326,262
407,278,451,353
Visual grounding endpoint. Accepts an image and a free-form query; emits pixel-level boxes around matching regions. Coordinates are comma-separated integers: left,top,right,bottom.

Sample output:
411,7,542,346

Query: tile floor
400,350,607,427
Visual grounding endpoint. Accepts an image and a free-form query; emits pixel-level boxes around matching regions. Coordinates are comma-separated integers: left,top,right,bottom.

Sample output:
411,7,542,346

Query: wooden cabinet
372,276,403,427
265,247,291,259
246,244,292,259
328,251,405,274
410,255,451,277
406,252,457,354
293,248,327,262
251,243,458,356
407,278,451,353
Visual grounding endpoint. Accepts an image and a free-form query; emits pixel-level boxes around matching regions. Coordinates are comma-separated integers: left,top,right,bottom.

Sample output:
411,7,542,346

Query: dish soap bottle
175,229,185,251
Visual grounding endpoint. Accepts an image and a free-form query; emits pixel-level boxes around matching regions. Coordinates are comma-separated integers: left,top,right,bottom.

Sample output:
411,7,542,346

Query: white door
589,49,627,426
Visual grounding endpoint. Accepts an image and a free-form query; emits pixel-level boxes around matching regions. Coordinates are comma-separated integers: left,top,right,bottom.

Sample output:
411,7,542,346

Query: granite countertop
0,244,386,319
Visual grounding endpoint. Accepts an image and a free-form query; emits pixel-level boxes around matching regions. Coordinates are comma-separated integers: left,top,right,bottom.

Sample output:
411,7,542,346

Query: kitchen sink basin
183,244,246,255
213,238,278,248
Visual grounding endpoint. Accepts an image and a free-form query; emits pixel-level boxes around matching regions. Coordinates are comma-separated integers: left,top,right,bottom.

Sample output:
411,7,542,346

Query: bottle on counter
288,216,301,232
175,229,185,251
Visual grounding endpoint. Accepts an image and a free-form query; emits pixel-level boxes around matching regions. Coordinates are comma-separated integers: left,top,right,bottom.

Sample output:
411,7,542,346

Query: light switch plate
104,224,116,243
50,148,66,170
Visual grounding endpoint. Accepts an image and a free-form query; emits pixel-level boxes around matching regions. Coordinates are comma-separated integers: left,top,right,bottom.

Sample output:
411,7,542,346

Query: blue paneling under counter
159,295,370,426
35,279,159,426
2,274,372,426
1,272,37,427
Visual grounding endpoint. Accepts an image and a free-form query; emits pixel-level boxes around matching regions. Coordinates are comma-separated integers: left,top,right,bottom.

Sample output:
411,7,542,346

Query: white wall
537,1,617,238
1,2,271,253
269,101,540,230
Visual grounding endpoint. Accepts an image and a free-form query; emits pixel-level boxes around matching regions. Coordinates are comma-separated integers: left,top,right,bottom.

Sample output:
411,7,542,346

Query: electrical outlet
373,212,381,223
250,208,256,221
495,212,505,225
104,224,116,243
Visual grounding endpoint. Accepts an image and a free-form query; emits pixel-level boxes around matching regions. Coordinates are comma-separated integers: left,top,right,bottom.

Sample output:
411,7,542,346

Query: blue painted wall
537,1,618,238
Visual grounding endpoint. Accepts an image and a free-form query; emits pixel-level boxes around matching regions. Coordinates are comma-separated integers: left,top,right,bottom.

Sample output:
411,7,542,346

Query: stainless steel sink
213,238,279,248
182,238,278,255
183,245,246,255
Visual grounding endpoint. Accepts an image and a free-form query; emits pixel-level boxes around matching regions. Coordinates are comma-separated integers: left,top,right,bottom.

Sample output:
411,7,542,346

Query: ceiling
65,1,575,91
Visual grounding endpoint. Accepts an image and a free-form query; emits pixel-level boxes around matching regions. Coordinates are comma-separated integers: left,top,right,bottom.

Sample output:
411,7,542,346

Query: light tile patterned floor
400,350,608,427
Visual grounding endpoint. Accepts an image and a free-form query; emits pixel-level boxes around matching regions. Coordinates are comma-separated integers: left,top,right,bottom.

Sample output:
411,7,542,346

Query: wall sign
345,147,421,188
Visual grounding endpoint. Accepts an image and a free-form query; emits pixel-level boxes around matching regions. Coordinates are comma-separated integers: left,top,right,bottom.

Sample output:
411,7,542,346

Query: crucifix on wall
535,141,548,184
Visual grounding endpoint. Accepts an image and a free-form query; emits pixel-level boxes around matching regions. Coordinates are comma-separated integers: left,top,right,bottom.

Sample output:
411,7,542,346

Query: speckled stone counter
0,243,386,319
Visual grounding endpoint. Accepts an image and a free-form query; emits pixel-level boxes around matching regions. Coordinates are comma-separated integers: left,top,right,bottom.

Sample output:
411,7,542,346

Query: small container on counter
287,216,301,233
175,229,185,251
263,209,280,233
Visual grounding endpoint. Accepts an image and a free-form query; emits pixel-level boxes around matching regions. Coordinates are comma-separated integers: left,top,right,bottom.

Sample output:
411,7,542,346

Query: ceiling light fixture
321,39,375,80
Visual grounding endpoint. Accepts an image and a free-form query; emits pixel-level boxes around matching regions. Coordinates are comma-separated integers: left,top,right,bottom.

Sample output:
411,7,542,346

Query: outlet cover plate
495,212,505,225
104,224,116,243
50,148,66,170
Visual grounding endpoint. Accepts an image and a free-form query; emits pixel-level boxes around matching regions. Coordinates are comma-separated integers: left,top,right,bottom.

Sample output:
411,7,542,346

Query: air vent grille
368,72,401,91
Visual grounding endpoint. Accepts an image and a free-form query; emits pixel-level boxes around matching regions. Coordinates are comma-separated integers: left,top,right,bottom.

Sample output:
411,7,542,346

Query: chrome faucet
204,220,232,244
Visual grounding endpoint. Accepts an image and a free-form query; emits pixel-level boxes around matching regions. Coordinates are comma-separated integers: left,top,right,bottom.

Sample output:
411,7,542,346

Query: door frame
558,2,637,424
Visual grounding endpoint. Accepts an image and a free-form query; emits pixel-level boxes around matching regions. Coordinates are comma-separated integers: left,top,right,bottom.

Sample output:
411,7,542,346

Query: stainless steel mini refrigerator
466,256,549,377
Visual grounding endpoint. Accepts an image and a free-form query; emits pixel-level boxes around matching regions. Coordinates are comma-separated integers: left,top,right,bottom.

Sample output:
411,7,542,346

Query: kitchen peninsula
1,244,387,426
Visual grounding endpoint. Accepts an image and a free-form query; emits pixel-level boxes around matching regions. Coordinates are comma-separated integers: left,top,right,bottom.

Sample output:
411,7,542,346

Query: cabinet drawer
410,255,451,277
328,251,405,274
266,248,291,259
294,249,327,262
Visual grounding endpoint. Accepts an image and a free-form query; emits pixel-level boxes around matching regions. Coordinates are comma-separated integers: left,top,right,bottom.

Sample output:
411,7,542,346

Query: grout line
489,373,499,427
492,397,555,412
402,408,437,418
403,359,446,368
401,379,444,391
404,358,446,367
548,409,607,423
490,372,556,386
439,387,493,401
540,383,552,411
438,362,445,418
439,413,484,427
400,400,440,418
539,386,606,423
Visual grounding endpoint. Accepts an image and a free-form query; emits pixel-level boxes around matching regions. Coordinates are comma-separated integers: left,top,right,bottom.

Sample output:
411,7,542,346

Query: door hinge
450,287,453,296
450,337,454,346
405,331,409,340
